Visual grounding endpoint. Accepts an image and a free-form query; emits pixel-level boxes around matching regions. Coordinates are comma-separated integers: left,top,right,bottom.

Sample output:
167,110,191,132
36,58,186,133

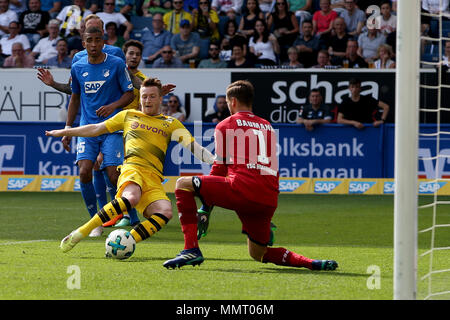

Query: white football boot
60,229,84,253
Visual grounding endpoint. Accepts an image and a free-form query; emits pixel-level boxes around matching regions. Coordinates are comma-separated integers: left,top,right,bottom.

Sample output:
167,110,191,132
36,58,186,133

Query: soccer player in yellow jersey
46,77,215,253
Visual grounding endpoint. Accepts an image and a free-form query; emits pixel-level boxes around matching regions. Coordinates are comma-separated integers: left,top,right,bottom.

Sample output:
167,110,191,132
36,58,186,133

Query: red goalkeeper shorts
196,175,277,246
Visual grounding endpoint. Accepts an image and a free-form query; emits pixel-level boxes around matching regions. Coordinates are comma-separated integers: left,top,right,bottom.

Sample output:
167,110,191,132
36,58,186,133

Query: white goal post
394,0,421,300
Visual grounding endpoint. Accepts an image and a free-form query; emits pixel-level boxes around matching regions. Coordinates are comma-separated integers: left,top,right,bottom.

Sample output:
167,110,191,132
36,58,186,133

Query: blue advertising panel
0,122,78,176
1,122,390,179
384,124,450,179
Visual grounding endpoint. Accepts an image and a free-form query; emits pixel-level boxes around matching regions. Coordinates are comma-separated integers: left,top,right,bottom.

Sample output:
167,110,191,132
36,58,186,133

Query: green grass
0,192,449,300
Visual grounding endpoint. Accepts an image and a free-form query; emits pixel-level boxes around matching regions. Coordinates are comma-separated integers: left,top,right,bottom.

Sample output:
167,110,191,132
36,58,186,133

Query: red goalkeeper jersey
211,111,279,206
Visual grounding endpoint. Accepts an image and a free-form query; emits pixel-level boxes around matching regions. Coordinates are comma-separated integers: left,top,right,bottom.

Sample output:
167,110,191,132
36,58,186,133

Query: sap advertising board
3,121,450,179
1,69,450,179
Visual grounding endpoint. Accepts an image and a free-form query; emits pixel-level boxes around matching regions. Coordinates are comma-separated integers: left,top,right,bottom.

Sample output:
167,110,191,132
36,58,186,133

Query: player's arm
188,140,215,165
96,90,134,118
60,93,81,151
46,122,109,138
128,69,143,89
37,68,72,94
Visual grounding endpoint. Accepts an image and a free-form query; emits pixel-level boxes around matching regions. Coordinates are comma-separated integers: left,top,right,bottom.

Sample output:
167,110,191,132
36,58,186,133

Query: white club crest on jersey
103,69,110,77
82,72,89,77
84,81,106,93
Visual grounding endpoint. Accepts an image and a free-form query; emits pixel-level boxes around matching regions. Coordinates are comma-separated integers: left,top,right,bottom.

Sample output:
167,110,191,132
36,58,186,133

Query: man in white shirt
0,20,30,55
97,0,133,40
56,0,92,37
0,0,18,37
31,19,61,63
211,0,243,21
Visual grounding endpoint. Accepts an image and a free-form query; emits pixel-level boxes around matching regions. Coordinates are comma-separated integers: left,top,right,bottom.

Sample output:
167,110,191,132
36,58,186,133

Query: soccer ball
105,229,136,260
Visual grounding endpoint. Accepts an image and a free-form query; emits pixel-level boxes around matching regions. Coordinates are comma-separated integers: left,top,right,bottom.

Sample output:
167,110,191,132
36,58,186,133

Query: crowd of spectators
0,0,448,69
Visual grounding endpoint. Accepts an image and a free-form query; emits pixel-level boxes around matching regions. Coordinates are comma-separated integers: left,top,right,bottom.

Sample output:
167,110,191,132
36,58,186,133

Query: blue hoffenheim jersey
72,44,126,64
71,53,133,126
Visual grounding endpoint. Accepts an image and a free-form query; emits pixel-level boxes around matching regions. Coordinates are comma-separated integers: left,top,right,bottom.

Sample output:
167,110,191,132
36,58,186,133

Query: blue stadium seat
443,20,450,37
422,43,440,63
131,28,149,42
130,16,153,30
198,37,210,59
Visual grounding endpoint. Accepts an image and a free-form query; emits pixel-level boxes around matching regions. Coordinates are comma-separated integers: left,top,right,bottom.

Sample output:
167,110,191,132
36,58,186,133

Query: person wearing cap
163,0,192,34
170,19,200,66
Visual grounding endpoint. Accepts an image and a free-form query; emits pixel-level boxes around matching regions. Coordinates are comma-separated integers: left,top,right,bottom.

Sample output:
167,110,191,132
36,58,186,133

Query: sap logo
384,182,395,194
73,179,80,191
314,181,341,193
279,179,306,192
7,178,33,190
41,178,67,191
84,81,106,93
349,181,376,194
419,182,447,194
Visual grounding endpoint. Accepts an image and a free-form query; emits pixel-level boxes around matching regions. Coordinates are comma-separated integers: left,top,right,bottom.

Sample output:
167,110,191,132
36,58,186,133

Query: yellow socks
130,213,169,243
78,197,132,237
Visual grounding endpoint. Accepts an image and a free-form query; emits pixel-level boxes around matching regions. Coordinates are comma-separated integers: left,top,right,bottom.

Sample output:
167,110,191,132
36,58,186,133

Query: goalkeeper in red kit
163,80,338,271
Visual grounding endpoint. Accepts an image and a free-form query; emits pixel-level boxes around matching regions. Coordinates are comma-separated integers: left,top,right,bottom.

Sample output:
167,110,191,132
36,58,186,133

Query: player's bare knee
175,176,192,190
79,168,92,183
143,200,173,220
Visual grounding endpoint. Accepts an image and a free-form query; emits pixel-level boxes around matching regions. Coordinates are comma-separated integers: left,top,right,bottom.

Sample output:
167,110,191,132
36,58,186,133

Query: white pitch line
2,239,51,245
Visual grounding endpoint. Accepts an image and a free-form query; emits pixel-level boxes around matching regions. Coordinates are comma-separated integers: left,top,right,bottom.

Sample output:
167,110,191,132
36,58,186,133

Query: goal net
417,1,450,300
395,0,450,300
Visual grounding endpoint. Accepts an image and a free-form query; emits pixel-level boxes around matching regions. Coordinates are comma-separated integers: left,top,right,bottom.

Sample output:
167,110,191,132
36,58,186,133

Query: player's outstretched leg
197,204,214,240
262,247,338,271
60,197,132,253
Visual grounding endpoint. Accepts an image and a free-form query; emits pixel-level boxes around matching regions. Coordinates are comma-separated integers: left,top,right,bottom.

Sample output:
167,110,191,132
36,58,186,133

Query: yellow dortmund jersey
124,70,146,110
104,109,194,179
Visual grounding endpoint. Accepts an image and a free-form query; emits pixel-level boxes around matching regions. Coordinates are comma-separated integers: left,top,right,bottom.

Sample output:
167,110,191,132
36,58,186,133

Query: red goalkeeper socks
175,189,199,249
262,247,313,270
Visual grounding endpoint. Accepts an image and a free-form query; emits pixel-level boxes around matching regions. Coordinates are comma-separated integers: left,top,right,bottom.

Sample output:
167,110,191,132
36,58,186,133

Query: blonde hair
141,77,162,96
84,14,104,29
377,44,394,59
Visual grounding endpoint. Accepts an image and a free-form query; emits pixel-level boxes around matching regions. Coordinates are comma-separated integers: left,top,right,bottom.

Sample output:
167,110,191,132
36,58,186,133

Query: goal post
394,0,421,300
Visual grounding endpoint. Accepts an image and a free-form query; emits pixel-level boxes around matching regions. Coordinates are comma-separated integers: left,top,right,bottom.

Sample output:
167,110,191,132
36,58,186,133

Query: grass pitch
0,192,448,300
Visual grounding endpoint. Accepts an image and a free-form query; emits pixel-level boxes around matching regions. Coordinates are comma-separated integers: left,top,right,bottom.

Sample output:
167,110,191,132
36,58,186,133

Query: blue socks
93,169,107,209
80,181,98,218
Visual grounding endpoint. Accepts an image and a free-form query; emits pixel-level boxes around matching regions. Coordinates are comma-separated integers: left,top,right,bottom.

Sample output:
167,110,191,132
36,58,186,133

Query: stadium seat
130,16,153,31
199,37,210,60
442,20,450,37
131,27,149,41
422,43,440,63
